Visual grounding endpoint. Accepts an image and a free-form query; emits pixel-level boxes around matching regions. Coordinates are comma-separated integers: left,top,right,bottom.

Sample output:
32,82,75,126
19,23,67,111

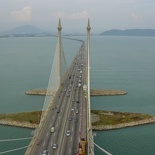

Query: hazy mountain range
100,29,155,37
0,25,52,36
1,25,155,37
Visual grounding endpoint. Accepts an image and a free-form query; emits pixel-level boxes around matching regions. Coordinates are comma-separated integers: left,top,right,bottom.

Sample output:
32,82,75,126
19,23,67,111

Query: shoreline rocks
25,89,127,96
90,89,127,96
92,117,155,131
25,90,50,96
0,119,38,129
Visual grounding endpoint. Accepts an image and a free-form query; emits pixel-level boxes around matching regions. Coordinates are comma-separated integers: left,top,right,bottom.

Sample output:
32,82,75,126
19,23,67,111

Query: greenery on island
91,110,153,126
0,110,153,127
0,111,42,124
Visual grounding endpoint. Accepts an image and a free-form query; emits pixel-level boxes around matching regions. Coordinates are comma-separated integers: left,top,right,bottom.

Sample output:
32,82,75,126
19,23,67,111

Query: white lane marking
71,136,72,142
56,123,58,127
54,133,56,137
43,141,45,146
51,141,53,146
69,148,71,154
47,132,49,136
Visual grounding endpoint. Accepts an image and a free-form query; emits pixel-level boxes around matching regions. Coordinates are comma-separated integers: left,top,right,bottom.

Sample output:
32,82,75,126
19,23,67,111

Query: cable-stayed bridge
0,19,112,155
24,19,94,155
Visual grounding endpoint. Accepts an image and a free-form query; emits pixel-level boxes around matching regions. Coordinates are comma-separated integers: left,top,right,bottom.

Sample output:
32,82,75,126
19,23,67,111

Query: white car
42,150,49,155
51,127,54,133
52,143,58,149
66,130,71,136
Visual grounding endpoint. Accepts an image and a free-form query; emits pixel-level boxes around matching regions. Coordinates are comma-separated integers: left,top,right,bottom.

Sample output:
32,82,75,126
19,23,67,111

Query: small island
1,89,154,131
91,110,155,131
0,110,155,130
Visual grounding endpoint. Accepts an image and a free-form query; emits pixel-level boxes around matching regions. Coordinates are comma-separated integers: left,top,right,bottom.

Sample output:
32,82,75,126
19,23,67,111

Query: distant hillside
100,29,155,37
2,25,51,35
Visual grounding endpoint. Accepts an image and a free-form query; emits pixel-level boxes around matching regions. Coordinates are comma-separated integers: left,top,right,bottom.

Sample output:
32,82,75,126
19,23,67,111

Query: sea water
0,36,155,154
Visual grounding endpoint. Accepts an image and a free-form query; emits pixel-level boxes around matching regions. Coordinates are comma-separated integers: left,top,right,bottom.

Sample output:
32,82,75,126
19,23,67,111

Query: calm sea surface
0,36,155,154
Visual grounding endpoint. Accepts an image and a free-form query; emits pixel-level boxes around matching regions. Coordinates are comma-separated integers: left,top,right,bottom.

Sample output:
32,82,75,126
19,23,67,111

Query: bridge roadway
29,42,87,155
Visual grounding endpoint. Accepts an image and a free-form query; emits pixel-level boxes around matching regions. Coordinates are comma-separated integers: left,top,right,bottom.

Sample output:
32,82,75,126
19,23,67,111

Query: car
74,149,77,154
75,110,78,114
76,101,79,104
42,150,49,155
57,109,60,113
52,143,58,149
66,130,71,136
74,118,78,123
71,108,74,111
68,116,72,121
51,127,54,133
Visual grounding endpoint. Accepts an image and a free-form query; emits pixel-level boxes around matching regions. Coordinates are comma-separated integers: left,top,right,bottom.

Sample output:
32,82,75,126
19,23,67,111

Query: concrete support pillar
57,18,62,84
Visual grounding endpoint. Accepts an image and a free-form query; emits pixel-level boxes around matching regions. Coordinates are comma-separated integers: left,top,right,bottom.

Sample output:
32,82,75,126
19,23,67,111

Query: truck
78,138,86,155
83,84,87,96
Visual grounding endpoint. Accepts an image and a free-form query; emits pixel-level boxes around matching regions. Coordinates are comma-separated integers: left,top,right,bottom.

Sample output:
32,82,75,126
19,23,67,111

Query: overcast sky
0,0,155,33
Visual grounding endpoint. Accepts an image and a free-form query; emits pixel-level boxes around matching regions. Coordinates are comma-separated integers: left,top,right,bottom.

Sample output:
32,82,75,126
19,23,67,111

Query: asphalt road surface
30,42,87,155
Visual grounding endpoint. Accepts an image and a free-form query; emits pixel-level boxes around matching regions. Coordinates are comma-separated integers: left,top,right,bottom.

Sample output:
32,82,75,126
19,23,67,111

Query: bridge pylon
42,18,68,111
86,18,94,155
25,19,68,155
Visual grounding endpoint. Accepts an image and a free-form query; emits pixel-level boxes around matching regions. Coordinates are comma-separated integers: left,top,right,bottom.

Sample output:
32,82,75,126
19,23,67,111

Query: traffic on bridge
25,19,93,155
31,44,87,155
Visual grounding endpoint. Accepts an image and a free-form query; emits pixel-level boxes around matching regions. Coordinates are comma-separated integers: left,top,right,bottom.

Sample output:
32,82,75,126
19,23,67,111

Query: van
51,127,54,133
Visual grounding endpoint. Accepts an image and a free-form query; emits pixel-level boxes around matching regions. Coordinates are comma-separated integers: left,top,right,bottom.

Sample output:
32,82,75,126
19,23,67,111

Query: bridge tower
86,19,94,155
87,18,91,130
55,18,68,87
42,18,67,110
57,18,62,85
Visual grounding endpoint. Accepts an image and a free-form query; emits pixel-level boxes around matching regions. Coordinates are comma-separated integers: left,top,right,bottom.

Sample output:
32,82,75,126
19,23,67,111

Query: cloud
131,13,142,20
52,11,90,20
11,6,32,22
